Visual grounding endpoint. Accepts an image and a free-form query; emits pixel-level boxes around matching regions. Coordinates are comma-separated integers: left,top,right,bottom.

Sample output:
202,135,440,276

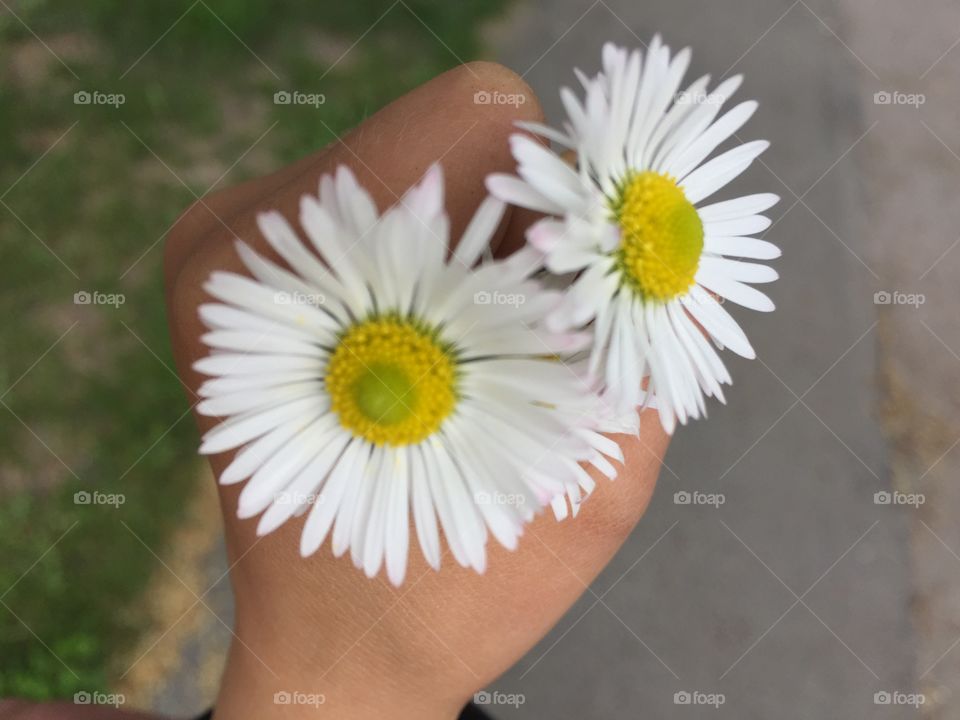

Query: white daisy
192,163,612,585
487,37,780,433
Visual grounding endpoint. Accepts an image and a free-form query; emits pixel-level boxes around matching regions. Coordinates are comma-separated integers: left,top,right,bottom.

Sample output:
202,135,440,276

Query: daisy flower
487,37,780,433
192,163,616,585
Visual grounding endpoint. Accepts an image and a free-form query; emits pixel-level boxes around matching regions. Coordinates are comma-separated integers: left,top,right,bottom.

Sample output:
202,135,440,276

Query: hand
163,62,669,720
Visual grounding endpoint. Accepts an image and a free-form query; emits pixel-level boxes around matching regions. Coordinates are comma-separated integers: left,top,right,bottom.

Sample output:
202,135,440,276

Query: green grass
0,0,507,698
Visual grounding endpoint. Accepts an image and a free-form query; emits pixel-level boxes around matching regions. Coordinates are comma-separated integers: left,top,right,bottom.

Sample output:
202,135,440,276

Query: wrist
213,627,465,720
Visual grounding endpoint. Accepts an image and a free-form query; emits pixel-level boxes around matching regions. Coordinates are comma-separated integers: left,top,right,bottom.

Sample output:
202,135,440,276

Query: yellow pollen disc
611,170,704,301
325,316,457,446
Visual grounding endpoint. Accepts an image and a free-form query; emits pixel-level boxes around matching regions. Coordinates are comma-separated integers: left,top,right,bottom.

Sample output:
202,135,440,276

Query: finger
494,205,542,259
164,62,545,285
166,61,545,442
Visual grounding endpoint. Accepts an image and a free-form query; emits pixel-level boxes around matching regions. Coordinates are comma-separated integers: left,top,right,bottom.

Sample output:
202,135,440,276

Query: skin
4,62,668,720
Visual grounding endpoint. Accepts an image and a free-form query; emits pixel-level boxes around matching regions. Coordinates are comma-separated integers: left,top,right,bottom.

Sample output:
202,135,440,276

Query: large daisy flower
193,164,617,585
487,37,780,433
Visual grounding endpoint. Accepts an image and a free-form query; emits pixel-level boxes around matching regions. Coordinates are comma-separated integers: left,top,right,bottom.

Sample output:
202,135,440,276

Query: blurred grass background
0,0,505,699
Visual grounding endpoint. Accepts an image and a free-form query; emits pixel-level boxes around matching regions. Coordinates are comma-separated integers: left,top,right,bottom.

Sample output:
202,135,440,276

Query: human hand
164,61,669,720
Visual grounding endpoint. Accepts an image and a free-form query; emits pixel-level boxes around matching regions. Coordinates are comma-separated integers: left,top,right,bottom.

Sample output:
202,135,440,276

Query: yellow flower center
325,316,458,446
611,170,704,301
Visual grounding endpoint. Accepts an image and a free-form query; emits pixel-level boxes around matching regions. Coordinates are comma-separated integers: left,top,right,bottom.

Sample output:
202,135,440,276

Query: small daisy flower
193,164,614,585
487,37,780,433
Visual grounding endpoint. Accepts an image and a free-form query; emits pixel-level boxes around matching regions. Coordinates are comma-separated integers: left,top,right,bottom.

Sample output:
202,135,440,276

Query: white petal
193,353,321,377
654,74,743,169
696,273,775,312
515,120,575,148
410,445,441,570
698,256,779,284
199,397,325,455
236,416,338,518
203,271,338,337
256,432,351,535
486,173,565,214
667,101,758,180
454,196,505,268
681,140,770,205
705,235,781,260
300,440,363,556
331,445,372,557
201,330,324,357
198,371,320,398
196,380,323,418
198,304,318,343
428,439,487,573
349,448,383,568
219,412,321,485
403,163,444,227
686,286,757,357
334,165,379,237
384,448,411,586
703,214,772,238
362,449,393,578
697,193,780,221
